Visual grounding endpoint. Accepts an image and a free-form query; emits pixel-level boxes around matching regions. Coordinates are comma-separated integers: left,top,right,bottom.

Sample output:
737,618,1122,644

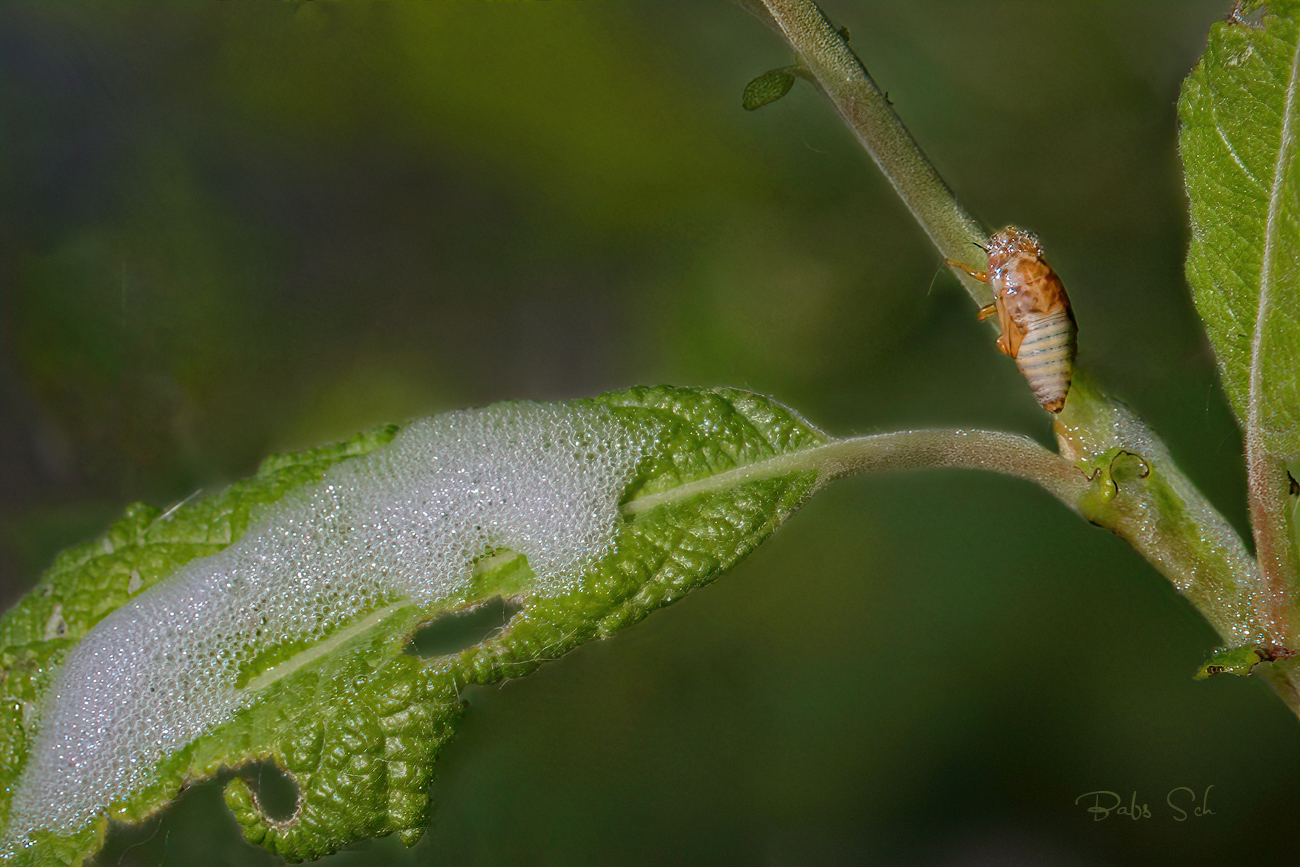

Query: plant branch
1054,375,1277,649
743,0,992,304
624,429,1089,514
1246,447,1300,645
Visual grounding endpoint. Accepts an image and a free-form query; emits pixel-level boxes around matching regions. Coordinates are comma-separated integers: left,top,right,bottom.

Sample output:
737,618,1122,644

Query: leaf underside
0,386,827,865
1179,0,1300,457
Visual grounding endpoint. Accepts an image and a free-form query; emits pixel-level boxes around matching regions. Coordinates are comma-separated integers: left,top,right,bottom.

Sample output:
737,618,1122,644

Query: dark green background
2,2,1295,865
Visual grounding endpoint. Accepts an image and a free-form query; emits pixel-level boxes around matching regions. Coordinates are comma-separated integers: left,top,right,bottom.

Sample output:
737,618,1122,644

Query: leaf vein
1213,100,1267,188
1249,24,1300,443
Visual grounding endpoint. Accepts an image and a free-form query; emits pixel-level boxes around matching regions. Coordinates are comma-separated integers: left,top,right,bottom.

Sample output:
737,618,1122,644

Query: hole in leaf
407,596,521,658
242,760,299,822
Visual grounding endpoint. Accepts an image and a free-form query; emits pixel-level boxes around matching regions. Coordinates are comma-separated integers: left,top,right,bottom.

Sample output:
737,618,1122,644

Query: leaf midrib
1248,23,1300,448
244,601,410,692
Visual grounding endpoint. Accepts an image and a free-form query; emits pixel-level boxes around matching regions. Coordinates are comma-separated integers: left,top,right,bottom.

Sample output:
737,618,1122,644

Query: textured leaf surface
0,386,826,865
1180,0,1300,456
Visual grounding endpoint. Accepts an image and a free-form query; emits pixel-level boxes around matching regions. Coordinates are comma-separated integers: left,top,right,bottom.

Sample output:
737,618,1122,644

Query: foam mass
6,403,649,842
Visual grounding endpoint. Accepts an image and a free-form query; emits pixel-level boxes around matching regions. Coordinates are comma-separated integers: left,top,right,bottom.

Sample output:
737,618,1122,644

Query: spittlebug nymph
949,227,1077,413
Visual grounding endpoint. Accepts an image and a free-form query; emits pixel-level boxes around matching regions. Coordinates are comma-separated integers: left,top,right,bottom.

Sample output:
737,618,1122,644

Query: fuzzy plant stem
1247,445,1300,645
624,430,1089,515
741,0,992,304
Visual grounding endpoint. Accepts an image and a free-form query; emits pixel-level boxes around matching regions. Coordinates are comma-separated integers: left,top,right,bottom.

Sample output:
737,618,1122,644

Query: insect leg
944,258,988,283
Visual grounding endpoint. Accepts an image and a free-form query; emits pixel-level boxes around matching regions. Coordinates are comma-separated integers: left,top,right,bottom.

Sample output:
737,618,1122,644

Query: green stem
1054,376,1266,647
1056,377,1300,720
1245,446,1300,646
624,429,1088,515
746,0,991,304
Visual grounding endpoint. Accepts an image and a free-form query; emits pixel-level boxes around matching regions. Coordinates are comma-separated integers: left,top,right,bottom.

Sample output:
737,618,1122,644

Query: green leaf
742,66,800,111
0,386,826,865
1179,1,1300,456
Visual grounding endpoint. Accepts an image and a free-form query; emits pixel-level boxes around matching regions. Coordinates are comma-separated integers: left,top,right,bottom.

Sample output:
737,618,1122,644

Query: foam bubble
6,403,648,842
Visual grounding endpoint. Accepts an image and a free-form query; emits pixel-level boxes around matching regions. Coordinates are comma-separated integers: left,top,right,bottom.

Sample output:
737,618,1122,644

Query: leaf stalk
1246,446,1300,645
623,429,1090,516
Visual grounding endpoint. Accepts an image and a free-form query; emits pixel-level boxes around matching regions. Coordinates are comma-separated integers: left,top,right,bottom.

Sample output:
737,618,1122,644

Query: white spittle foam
5,403,649,844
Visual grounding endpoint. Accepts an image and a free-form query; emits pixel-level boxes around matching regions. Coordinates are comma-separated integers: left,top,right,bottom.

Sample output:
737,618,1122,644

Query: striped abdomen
1014,307,1075,413
975,227,1078,414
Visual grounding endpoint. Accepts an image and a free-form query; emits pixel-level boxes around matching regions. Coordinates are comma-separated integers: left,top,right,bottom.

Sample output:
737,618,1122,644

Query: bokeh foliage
2,2,1297,865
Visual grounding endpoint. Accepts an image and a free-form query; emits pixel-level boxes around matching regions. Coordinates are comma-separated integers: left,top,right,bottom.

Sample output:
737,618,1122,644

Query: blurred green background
2,2,1296,865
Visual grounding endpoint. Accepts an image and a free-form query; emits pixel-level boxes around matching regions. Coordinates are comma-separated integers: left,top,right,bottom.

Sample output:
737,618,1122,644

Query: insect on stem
947,227,1077,413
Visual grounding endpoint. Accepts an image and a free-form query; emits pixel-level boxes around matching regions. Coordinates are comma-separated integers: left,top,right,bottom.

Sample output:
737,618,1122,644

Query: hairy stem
1054,375,1266,641
745,0,991,303
1246,446,1300,646
624,429,1089,515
